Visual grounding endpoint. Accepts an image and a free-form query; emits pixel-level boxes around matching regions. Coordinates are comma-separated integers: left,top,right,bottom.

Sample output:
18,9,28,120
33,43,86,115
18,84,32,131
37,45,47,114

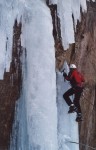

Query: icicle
80,0,87,12
0,29,6,79
71,0,81,29
56,0,87,50
57,0,75,50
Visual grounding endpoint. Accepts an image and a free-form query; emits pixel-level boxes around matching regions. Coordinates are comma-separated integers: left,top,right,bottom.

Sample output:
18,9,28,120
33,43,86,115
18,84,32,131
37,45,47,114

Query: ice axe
61,68,66,81
61,68,65,73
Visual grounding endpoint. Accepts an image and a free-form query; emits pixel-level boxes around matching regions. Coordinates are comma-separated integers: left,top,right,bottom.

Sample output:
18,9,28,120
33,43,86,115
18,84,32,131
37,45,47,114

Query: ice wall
10,1,58,150
0,0,88,79
22,1,58,149
0,1,14,79
49,0,87,49
0,0,26,79
49,0,58,4
0,0,91,150
57,62,79,150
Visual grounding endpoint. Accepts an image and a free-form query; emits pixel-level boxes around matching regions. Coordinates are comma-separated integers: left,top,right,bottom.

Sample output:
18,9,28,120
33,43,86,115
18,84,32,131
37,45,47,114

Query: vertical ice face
71,0,81,29
57,62,79,150
0,30,6,79
10,0,58,150
21,1,58,149
0,0,88,79
0,0,25,78
49,0,87,50
0,0,90,150
49,0,58,5
0,2,14,78
80,0,87,12
57,0,75,50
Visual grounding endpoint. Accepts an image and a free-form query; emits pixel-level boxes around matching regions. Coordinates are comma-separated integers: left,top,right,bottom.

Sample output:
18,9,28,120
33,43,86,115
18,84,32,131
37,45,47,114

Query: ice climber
63,64,85,122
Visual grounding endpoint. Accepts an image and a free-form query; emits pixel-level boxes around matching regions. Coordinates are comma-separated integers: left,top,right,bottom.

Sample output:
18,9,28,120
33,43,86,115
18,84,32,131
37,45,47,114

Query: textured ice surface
57,61,79,150
50,0,87,49
0,0,89,149
0,0,88,79
10,1,58,150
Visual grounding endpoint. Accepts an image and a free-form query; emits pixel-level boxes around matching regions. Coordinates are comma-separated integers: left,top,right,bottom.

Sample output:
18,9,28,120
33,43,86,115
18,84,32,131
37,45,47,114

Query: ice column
21,1,58,150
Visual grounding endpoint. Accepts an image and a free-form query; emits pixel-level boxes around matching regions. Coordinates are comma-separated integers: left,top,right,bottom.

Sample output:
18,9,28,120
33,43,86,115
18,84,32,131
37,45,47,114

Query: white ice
57,0,75,50
0,0,88,79
10,1,58,150
57,61,79,150
0,29,6,79
49,0,58,5
0,0,24,78
0,0,90,150
50,0,87,50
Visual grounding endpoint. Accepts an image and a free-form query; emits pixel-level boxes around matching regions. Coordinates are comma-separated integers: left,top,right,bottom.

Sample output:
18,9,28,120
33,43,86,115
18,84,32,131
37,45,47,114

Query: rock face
0,1,96,150
51,1,96,150
0,20,22,150
75,2,96,149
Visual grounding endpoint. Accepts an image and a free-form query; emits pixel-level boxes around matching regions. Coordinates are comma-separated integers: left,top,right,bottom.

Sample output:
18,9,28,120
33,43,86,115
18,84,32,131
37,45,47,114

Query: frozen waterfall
0,0,90,150
10,1,58,150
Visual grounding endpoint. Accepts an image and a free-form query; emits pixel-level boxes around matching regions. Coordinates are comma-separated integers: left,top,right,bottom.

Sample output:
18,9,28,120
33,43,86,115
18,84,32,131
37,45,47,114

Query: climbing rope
66,140,96,150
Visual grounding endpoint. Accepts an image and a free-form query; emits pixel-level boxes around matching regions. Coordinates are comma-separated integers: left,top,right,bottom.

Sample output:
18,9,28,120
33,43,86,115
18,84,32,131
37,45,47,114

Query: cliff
0,1,96,150
52,1,96,150
0,20,22,149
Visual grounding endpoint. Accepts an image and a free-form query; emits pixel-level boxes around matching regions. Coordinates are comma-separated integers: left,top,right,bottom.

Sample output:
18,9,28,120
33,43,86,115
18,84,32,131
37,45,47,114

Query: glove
63,72,67,78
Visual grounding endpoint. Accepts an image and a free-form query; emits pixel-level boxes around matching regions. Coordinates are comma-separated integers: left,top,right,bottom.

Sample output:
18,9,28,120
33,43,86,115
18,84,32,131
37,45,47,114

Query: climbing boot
76,113,83,122
68,104,77,113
